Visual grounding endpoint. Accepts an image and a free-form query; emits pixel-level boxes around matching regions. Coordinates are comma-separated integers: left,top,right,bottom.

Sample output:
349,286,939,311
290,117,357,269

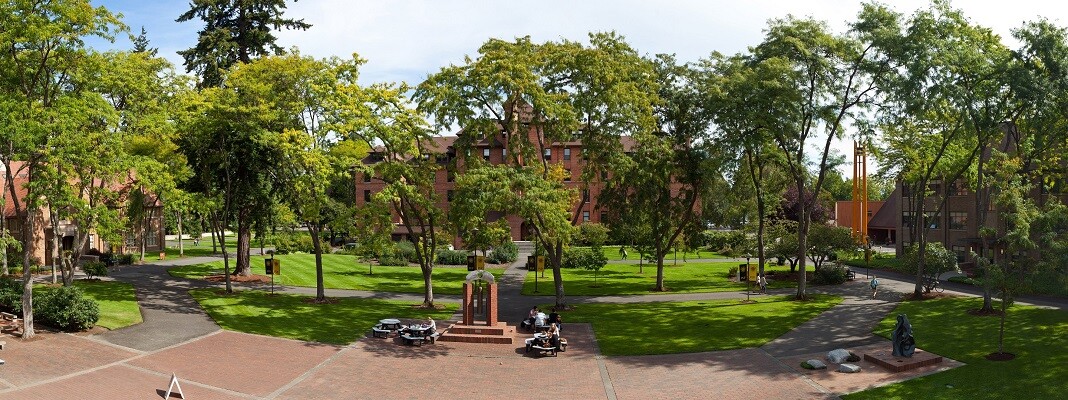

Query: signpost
264,255,280,294
534,256,545,293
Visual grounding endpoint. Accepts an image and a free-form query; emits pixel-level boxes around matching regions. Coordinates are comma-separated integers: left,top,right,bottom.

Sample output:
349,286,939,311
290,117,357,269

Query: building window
364,190,371,202
563,148,571,160
146,229,159,247
867,210,873,218
483,148,490,161
952,245,967,263
600,211,607,222
447,190,454,202
582,211,590,222
902,211,914,228
543,148,551,161
949,181,968,196
502,148,507,159
949,212,967,230
583,189,590,202
363,172,371,182
447,170,455,182
925,212,940,229
564,169,571,182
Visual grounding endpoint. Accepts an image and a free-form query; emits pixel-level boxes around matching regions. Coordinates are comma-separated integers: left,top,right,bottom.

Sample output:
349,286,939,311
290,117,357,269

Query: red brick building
355,133,635,243
1,162,164,266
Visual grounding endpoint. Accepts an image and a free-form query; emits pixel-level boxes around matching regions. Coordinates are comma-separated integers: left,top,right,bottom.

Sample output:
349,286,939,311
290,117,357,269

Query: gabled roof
867,188,900,229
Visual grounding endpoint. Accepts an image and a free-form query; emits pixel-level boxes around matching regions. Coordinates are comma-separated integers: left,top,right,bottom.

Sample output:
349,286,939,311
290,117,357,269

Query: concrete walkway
95,257,221,352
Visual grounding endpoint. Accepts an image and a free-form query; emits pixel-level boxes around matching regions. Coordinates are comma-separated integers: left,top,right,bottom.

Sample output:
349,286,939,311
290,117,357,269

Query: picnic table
372,318,404,338
524,332,567,356
399,324,438,346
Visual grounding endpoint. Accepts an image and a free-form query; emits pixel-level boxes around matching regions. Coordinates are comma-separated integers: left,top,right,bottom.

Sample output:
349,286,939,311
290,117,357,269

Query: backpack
870,278,879,289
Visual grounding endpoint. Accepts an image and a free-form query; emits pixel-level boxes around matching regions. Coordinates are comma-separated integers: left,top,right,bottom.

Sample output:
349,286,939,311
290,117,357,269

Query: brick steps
436,333,514,344
438,322,517,344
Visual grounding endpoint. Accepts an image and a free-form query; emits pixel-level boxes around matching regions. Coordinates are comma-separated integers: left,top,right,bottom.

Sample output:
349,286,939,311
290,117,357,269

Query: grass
189,289,457,344
36,280,142,330
582,246,727,262
170,253,505,295
843,297,1068,400
557,295,841,356
522,261,798,296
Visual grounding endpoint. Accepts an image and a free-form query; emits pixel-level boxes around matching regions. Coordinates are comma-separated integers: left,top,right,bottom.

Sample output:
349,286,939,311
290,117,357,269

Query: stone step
437,333,514,344
514,241,535,253
447,325,509,336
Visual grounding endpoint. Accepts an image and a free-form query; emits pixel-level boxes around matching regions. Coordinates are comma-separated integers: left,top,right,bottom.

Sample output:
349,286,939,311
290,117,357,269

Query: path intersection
0,253,1060,399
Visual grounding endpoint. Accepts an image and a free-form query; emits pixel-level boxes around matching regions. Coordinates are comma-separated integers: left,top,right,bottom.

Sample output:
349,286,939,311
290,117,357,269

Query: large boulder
827,348,851,363
838,363,862,373
804,359,827,369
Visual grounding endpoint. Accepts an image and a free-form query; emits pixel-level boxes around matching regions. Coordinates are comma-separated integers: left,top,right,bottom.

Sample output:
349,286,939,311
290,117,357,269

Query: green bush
487,241,518,264
948,275,981,286
562,247,607,270
813,265,847,285
393,241,418,263
727,266,739,279
0,277,23,314
436,249,470,265
83,262,108,280
702,230,746,253
274,234,315,254
35,286,99,331
377,255,409,266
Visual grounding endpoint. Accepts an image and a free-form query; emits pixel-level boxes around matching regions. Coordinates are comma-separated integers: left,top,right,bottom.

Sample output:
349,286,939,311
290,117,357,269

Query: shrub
82,262,108,280
0,277,23,313
727,266,739,279
116,254,134,265
562,247,607,270
702,230,746,253
487,241,518,264
376,255,409,266
393,241,418,263
436,249,470,265
813,265,847,285
274,234,315,254
35,286,99,331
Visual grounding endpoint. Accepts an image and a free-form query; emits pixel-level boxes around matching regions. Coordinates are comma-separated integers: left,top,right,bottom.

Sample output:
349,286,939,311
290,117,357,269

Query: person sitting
426,317,436,334
522,306,539,330
548,307,562,333
533,311,549,331
547,323,561,349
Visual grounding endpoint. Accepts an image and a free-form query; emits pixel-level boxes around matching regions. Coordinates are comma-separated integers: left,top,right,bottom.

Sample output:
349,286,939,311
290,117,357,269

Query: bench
427,332,440,344
846,269,856,281
529,345,558,356
0,312,20,334
525,337,567,354
400,334,428,346
371,325,392,338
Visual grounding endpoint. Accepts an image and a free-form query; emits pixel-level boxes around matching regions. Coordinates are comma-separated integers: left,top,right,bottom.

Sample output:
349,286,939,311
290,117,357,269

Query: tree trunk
551,240,566,308
655,251,666,291
21,203,36,339
214,213,232,293
998,296,1007,354
210,219,217,254
177,211,184,257
233,214,251,276
50,210,59,284
139,211,146,262
310,223,325,301
421,265,434,307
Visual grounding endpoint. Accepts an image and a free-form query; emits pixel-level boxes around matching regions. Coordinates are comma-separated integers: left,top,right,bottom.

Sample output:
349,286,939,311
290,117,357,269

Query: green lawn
190,289,457,344
170,254,504,295
583,246,727,262
557,295,841,356
844,298,1068,400
522,261,797,296
37,280,142,330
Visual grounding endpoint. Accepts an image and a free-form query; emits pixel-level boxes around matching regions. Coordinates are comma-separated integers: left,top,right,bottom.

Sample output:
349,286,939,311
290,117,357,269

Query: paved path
95,257,221,352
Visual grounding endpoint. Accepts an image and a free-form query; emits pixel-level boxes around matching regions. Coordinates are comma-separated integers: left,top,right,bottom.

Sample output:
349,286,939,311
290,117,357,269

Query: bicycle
923,277,944,293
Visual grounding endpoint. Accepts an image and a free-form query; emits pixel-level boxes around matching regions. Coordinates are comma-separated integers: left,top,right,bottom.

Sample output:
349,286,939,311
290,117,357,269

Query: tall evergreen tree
132,26,158,56
177,0,311,88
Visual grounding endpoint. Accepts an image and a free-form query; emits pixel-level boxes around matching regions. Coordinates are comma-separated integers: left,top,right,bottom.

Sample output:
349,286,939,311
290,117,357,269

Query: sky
88,0,1067,173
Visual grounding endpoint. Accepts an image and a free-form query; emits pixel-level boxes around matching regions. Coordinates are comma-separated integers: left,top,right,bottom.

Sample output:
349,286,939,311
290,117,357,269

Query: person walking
870,275,879,299
620,245,628,260
758,274,768,294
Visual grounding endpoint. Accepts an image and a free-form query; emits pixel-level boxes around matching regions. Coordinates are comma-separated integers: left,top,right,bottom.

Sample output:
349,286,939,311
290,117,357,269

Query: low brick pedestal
863,349,943,372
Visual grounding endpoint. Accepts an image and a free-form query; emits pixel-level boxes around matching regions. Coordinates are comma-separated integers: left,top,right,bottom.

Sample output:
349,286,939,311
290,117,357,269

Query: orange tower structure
851,141,869,246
